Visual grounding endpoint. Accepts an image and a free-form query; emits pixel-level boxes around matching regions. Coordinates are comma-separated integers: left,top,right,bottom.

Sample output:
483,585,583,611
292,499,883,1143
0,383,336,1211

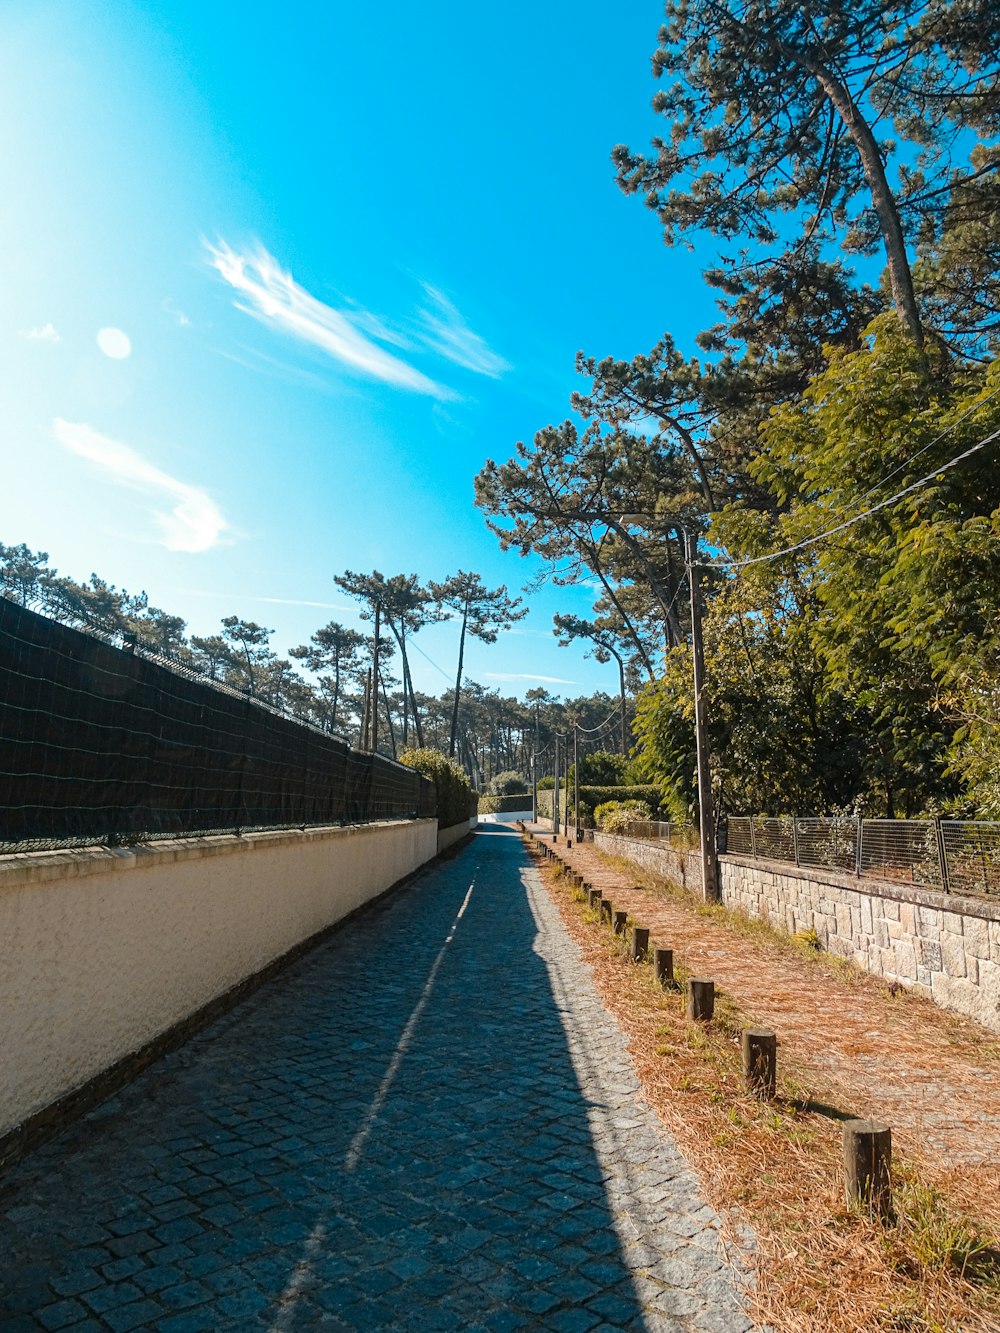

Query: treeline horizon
0,542,625,788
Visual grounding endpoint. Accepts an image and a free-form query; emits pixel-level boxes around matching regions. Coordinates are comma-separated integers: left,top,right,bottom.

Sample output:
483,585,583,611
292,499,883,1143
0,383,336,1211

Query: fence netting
0,599,435,852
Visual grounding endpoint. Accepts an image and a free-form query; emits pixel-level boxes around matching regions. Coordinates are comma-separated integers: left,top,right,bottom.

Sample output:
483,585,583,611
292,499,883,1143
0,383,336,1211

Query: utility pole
371,603,380,754
553,733,561,836
574,726,581,842
684,528,718,902
533,696,540,825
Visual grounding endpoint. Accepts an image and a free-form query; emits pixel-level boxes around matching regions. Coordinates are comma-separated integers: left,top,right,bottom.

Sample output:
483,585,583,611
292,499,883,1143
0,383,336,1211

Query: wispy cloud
52,419,229,554
162,297,191,328
484,672,577,684
206,240,453,399
20,323,60,343
416,284,510,377
257,597,352,610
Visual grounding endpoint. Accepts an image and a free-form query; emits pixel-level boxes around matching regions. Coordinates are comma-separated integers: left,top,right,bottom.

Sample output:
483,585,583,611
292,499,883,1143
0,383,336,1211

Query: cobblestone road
0,826,755,1332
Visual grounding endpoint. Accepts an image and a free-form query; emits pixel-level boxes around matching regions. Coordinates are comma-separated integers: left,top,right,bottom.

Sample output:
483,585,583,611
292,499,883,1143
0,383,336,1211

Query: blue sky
0,0,719,700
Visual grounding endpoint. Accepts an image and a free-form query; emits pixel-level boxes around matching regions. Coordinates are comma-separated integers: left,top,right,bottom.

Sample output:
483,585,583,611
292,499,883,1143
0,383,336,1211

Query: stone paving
0,825,755,1332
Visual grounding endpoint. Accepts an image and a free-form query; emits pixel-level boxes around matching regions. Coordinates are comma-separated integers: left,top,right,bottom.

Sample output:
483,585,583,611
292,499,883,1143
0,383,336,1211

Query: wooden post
843,1120,892,1218
601,900,613,926
631,927,649,962
588,889,603,911
613,910,627,936
654,948,674,988
741,1027,776,1099
687,978,715,1021
685,529,718,902
574,726,581,843
553,732,561,836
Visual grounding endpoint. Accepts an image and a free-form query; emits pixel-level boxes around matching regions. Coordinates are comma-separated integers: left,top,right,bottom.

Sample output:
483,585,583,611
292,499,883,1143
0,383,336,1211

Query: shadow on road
0,825,668,1330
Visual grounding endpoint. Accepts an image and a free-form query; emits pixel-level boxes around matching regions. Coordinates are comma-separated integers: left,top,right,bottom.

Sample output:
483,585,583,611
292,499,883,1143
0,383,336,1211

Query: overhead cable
698,427,1000,571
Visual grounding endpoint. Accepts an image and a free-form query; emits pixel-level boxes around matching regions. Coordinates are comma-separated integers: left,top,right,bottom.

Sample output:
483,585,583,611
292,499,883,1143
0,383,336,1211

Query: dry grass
528,840,1000,1333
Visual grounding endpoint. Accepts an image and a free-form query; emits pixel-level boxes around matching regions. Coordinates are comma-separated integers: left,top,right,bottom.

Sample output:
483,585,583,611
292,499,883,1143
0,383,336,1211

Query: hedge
536,784,663,824
478,793,534,814
400,748,478,830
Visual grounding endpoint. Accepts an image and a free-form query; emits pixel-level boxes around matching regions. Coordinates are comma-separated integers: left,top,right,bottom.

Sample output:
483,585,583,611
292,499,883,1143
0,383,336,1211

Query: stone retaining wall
594,831,1000,1032
594,831,702,894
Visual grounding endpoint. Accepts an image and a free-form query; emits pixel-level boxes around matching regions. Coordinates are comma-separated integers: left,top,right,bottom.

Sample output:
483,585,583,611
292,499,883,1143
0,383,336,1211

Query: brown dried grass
527,840,1000,1333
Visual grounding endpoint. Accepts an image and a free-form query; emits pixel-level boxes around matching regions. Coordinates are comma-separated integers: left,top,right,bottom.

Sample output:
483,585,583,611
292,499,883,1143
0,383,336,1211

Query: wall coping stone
0,819,436,892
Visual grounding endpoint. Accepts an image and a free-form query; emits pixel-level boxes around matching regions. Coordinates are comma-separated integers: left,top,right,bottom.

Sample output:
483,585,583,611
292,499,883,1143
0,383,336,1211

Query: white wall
0,820,437,1138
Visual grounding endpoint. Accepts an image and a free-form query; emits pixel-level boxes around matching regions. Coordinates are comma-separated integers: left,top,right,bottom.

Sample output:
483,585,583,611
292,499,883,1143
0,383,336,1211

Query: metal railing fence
623,820,699,849
719,814,1000,900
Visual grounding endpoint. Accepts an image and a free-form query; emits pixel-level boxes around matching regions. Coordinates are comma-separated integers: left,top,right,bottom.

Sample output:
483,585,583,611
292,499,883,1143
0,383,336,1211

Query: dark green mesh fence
0,598,435,851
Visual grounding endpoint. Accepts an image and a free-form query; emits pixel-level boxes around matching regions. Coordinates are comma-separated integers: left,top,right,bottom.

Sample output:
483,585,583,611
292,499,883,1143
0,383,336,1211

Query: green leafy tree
613,0,1000,352
290,622,366,731
0,542,56,610
219,616,275,696
429,570,526,758
335,570,440,749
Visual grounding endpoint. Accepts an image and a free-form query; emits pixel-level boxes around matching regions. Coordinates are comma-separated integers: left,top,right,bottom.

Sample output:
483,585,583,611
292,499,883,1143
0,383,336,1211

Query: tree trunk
449,598,469,758
614,650,627,756
786,48,924,347
378,668,397,759
331,659,340,730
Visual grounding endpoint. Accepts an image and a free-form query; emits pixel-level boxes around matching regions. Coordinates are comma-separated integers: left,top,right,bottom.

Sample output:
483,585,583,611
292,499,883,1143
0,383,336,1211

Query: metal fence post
936,817,951,894
749,816,757,859
792,815,800,867
855,817,863,878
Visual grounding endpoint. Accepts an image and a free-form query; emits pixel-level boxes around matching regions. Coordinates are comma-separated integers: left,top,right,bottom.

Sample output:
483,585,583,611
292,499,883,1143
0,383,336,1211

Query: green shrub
594,799,654,833
400,748,478,829
479,793,533,814
488,770,529,796
537,775,555,790
577,785,662,818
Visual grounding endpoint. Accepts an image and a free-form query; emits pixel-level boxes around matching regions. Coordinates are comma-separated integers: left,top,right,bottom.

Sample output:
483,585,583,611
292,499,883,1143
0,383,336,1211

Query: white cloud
256,597,353,610
51,419,229,553
206,240,453,399
20,323,60,342
483,672,577,684
416,284,510,378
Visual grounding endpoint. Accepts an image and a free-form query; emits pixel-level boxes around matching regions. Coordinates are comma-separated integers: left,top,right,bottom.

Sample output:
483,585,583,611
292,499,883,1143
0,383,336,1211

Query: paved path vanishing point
0,825,756,1333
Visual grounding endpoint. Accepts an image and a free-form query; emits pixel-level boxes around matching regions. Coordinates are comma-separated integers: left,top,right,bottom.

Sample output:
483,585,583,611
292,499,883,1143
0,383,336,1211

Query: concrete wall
437,816,478,853
478,808,533,825
593,831,1000,1032
0,819,437,1139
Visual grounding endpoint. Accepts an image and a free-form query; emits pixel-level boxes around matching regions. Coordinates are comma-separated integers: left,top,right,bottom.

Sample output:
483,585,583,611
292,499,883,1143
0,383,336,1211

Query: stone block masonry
595,831,1000,1033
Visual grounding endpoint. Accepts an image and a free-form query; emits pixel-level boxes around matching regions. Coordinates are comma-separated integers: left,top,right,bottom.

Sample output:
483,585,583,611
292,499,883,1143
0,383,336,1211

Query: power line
573,701,624,737
698,426,1000,571
837,380,1000,518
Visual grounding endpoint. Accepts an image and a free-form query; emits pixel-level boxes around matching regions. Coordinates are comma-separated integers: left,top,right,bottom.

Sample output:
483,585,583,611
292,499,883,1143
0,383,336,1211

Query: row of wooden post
520,822,895,1219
